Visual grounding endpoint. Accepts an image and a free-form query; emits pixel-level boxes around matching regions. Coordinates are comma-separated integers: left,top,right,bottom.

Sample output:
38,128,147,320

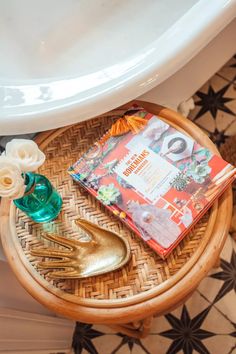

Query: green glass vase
14,172,62,223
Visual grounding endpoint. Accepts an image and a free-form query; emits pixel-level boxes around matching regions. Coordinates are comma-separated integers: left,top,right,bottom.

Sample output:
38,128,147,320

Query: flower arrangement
0,139,45,199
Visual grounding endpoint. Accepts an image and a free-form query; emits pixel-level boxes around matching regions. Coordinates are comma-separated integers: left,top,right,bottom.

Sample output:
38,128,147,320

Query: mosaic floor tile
159,291,235,354
217,55,236,83
189,74,236,147
197,236,236,324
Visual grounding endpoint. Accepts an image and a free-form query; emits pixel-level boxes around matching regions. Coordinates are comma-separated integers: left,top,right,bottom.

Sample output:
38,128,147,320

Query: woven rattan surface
8,103,223,308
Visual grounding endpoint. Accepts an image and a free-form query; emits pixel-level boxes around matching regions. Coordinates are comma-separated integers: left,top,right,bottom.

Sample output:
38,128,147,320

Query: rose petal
5,139,45,172
0,156,25,199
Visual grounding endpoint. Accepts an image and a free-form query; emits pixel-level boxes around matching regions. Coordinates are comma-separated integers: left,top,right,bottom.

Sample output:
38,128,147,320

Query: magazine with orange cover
68,107,236,258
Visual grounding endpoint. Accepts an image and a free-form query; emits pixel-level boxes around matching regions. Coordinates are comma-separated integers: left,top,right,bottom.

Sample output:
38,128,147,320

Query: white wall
0,260,54,316
0,257,74,352
0,308,74,352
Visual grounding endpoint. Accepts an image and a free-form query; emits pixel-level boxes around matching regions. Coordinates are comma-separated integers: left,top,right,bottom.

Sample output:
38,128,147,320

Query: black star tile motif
159,305,215,354
194,84,235,119
208,128,229,148
230,55,236,68
72,322,104,354
111,333,150,354
210,249,236,303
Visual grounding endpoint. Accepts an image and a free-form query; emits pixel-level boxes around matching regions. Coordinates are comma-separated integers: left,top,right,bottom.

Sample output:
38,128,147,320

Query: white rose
4,139,45,172
0,156,25,199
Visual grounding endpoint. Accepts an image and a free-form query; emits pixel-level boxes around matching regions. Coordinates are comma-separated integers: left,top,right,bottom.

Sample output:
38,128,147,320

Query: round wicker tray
0,101,232,324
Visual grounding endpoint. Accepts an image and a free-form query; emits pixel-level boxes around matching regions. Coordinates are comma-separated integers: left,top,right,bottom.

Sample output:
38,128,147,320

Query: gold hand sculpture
31,218,131,279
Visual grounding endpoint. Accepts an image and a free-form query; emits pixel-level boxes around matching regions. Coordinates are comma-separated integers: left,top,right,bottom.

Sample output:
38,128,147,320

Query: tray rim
0,101,232,320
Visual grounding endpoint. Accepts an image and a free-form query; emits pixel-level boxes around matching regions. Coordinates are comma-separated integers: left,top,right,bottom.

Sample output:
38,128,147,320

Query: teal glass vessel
14,172,62,223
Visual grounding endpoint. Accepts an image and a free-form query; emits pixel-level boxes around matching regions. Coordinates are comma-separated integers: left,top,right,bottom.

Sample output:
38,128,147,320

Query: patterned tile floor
72,55,236,354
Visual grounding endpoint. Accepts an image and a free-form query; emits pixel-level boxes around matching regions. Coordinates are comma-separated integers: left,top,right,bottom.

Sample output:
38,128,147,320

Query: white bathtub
0,0,235,134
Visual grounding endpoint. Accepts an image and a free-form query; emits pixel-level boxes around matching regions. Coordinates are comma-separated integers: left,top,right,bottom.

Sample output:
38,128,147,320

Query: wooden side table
0,101,232,338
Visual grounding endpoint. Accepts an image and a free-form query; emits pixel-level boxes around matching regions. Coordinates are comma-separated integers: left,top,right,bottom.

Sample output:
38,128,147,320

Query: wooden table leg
109,316,153,338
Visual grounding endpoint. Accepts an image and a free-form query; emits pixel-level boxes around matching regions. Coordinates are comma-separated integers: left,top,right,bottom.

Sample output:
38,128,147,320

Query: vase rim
24,172,36,194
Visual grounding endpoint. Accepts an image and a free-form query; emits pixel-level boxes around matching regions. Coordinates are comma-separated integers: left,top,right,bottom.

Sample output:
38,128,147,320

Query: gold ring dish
31,218,131,279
